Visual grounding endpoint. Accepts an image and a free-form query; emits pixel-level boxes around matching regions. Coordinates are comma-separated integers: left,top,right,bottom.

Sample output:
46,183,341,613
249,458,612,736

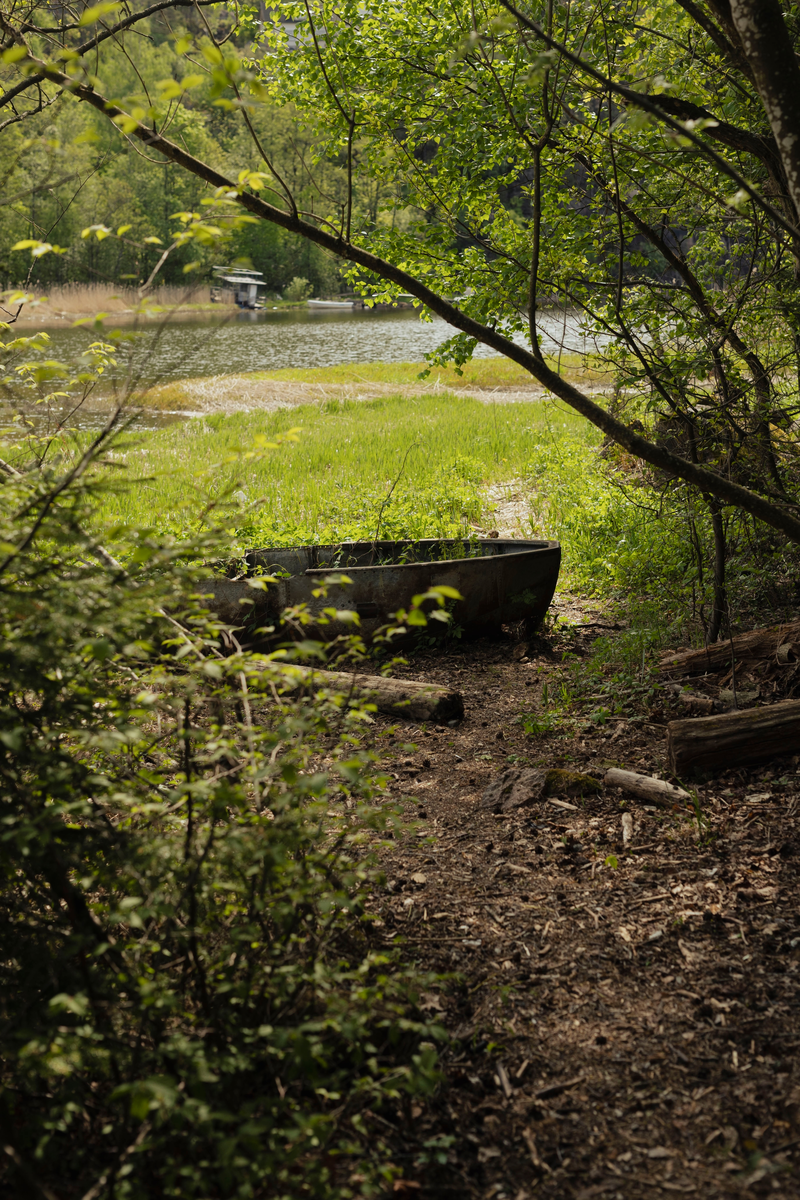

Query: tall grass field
3,351,764,646
88,385,696,620
98,391,585,543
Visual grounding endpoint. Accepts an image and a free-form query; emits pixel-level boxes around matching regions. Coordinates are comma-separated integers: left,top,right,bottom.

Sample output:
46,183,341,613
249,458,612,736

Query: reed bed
6,282,226,326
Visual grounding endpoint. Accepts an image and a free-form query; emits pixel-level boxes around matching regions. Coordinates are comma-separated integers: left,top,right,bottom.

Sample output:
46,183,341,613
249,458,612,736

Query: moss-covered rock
543,769,603,798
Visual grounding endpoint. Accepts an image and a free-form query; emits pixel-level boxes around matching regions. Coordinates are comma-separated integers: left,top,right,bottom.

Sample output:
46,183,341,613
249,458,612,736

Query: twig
1,1140,61,1200
370,442,418,562
728,600,738,710
79,1123,151,1200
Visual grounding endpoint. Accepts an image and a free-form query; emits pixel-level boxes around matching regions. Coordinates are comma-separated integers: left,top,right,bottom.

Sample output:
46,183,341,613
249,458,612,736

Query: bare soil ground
359,601,800,1199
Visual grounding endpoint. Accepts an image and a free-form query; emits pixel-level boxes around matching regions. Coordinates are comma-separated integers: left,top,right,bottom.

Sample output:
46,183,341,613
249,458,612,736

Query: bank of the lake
89,385,665,605
13,304,607,389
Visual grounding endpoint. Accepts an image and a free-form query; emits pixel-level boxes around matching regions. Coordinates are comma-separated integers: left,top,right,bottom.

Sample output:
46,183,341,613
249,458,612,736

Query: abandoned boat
204,537,561,642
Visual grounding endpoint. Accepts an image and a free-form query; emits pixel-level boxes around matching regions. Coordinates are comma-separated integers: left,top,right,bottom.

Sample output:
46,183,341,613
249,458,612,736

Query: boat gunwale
246,538,560,578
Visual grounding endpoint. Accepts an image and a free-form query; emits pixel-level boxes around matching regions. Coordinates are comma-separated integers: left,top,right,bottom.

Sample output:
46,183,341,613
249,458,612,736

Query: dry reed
5,282,230,327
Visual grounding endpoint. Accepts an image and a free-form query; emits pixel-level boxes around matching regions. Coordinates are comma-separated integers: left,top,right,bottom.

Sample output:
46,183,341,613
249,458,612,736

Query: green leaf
2,45,28,64
78,1,122,25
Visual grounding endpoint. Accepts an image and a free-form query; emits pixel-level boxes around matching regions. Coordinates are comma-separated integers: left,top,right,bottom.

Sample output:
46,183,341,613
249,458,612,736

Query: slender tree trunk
706,499,727,644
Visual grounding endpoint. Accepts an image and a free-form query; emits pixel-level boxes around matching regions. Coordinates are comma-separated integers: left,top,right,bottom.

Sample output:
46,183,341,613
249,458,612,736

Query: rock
543,769,603,798
481,767,602,813
481,768,548,813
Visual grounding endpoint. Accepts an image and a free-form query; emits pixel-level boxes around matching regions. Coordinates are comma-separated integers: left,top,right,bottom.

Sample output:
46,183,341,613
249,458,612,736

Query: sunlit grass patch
249,353,612,389
93,391,597,552
69,382,745,649
136,382,197,410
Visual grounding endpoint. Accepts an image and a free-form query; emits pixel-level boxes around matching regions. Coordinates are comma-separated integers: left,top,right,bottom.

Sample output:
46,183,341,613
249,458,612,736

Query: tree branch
498,0,800,248
15,59,800,543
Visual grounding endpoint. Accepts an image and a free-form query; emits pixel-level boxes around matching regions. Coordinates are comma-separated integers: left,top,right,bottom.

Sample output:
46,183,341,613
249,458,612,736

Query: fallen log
282,665,463,724
667,699,800,774
603,767,691,808
659,619,800,676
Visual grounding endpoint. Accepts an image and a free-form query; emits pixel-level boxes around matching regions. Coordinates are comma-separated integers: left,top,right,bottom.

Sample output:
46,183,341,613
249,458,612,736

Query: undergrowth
0,438,447,1200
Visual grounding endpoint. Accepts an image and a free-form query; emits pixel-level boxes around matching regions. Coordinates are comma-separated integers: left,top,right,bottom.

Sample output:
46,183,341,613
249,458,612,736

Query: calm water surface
27,306,596,385
3,306,599,431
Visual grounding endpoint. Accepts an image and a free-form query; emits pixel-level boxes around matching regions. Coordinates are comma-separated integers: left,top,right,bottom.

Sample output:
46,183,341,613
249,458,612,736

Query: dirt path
359,611,800,1198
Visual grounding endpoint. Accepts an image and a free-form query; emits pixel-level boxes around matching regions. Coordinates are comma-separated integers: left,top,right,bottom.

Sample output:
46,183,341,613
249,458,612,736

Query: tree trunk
729,0,800,224
282,665,463,724
707,498,727,645
667,699,800,774
660,620,800,675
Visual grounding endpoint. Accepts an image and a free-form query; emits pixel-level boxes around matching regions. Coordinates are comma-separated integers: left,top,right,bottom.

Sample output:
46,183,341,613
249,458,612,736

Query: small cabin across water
210,267,266,309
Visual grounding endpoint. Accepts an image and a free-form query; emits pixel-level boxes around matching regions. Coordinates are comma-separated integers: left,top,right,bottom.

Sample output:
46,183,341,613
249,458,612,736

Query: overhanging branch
498,0,800,249
16,51,800,545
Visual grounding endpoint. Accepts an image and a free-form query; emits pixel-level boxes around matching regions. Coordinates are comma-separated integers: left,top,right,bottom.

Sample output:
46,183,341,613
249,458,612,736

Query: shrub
283,276,313,302
0,434,443,1199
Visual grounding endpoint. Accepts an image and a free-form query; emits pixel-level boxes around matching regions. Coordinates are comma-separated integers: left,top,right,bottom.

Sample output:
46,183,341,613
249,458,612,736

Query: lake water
23,305,595,386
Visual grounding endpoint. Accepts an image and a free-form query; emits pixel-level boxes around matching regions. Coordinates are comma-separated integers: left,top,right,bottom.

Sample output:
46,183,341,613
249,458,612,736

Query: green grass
77,375,764,652
248,353,611,389
96,383,702,634
139,354,612,412
91,386,707,636
99,391,597,551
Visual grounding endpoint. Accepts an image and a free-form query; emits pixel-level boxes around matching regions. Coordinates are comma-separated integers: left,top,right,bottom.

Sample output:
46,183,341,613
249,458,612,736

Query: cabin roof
214,274,266,286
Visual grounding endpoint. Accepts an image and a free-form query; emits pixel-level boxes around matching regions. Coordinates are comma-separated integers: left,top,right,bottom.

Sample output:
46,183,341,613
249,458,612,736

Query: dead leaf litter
348,600,800,1198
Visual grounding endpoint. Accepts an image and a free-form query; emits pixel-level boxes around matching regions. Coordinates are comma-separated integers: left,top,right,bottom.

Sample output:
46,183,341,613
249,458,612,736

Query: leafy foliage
0,10,350,294
0,436,443,1199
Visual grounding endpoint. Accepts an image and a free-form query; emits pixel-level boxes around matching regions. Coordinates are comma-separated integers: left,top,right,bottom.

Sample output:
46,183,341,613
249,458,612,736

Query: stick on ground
604,767,690,808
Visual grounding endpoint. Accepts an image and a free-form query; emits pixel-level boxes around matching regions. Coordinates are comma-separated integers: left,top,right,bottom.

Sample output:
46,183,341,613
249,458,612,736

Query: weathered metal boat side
204,538,560,641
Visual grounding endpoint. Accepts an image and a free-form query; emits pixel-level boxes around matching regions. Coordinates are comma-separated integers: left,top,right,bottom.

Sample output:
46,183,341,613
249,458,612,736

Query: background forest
0,5,371,294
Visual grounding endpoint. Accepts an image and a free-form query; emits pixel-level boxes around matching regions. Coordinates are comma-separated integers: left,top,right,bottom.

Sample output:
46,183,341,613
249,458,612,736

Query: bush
0,435,443,1199
283,276,313,302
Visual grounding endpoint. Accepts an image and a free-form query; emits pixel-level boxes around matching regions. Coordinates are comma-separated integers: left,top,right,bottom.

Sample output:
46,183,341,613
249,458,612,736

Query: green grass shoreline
7,359,735,649
91,377,678,633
